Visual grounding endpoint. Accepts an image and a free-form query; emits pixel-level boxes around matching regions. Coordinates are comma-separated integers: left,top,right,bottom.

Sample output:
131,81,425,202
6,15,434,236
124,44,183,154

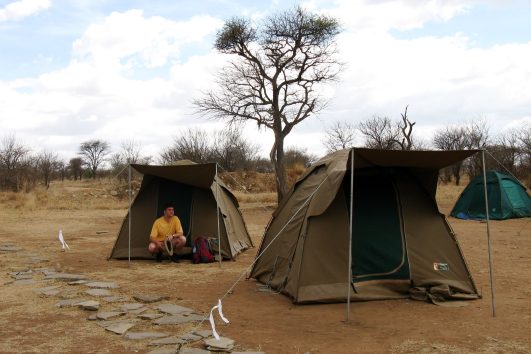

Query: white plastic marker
58,229,70,251
209,299,229,340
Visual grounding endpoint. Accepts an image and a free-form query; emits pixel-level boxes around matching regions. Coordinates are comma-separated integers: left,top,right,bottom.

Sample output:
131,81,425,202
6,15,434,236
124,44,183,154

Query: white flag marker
209,299,230,340
58,229,70,251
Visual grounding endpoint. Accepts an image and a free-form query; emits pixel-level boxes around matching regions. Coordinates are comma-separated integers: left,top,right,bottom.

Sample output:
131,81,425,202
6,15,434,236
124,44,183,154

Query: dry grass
0,179,129,210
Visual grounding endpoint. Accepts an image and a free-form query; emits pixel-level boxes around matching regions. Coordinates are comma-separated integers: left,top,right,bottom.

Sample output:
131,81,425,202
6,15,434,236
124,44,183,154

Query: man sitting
148,202,186,262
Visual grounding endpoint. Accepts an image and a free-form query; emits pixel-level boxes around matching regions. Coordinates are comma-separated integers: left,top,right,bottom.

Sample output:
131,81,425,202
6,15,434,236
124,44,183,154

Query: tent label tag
433,262,449,271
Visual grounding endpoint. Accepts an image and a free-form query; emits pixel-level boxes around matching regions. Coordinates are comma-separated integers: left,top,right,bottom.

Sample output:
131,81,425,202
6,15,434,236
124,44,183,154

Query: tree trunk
270,134,288,203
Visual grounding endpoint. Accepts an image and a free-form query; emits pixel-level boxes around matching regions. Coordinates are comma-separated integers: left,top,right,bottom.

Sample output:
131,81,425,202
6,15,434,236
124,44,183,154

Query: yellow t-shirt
150,216,183,242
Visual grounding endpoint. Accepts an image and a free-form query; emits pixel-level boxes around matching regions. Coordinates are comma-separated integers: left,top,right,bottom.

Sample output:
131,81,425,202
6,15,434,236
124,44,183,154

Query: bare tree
433,120,490,185
322,121,356,153
0,134,32,191
159,128,212,165
212,126,259,171
69,158,83,180
284,146,317,168
194,7,341,202
396,105,415,150
36,151,59,189
79,140,110,179
358,116,401,150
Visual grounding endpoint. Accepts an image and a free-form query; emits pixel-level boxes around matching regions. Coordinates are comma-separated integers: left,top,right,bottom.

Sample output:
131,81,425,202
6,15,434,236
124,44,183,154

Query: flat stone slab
0,245,21,252
128,307,148,315
133,294,168,303
10,270,33,277
193,330,213,338
96,311,125,320
147,347,181,354
124,332,169,340
12,274,33,280
138,313,164,320
34,285,61,294
155,304,194,315
68,279,90,285
179,349,212,354
39,288,61,296
180,333,202,342
86,288,113,297
121,303,145,311
103,295,128,303
204,337,235,351
87,314,98,321
104,322,136,335
44,273,88,281
148,337,185,346
56,298,87,308
153,314,204,325
28,256,48,263
77,300,100,311
85,281,119,289
13,279,37,285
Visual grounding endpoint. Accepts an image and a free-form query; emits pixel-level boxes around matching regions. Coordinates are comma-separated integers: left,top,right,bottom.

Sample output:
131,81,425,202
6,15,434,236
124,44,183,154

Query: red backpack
192,236,215,264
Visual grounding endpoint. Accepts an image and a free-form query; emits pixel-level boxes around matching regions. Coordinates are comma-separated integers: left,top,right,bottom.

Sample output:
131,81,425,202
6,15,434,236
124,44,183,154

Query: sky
1,0,531,163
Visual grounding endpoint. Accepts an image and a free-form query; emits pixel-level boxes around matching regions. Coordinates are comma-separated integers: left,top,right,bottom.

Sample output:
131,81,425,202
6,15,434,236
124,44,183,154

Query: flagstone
85,281,119,289
103,295,128,303
56,298,87,308
155,304,194,315
180,333,202,342
104,322,135,335
148,337,185,346
179,349,212,354
121,303,145,311
153,314,204,325
44,273,88,281
123,332,169,340
204,337,235,351
133,294,168,303
86,288,113,297
147,347,181,354
13,279,36,285
77,300,100,311
96,311,125,320
193,330,213,339
138,313,164,320
68,279,90,285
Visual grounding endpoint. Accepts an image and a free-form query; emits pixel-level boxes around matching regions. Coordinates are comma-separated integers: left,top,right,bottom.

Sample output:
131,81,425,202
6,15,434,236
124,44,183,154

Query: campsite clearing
0,181,530,353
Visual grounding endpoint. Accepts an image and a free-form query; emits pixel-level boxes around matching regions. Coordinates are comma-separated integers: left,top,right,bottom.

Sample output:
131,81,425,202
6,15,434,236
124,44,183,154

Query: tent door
157,178,194,237
346,171,410,283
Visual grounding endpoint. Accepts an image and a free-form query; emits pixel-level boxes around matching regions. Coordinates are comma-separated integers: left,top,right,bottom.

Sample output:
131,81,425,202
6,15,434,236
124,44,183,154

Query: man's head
163,202,175,218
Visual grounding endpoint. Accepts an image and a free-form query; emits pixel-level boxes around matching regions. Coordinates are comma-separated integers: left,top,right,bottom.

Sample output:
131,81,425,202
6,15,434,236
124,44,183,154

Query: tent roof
131,163,216,189
351,148,480,169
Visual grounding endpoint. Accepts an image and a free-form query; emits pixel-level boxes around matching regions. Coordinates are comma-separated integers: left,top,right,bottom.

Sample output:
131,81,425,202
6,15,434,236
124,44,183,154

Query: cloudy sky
1,0,530,162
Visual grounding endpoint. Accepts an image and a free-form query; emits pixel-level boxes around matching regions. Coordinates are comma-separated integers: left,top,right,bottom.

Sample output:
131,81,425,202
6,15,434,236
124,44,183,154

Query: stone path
1,242,265,353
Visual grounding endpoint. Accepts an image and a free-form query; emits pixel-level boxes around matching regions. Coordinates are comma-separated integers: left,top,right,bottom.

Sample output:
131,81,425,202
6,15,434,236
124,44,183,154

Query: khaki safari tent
251,148,486,305
451,170,531,220
109,162,253,260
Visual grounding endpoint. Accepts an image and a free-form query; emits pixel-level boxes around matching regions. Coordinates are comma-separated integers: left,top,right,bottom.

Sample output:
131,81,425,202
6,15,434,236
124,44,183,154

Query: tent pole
216,164,222,268
482,150,496,317
347,149,354,322
128,164,132,266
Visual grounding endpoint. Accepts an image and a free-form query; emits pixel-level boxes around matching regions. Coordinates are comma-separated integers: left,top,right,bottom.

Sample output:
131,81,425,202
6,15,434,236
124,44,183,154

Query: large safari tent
251,148,491,307
109,162,253,260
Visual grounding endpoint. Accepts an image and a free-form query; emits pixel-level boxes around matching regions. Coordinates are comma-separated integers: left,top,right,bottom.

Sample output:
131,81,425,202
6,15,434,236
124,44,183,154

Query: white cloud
1,1,531,161
0,0,51,22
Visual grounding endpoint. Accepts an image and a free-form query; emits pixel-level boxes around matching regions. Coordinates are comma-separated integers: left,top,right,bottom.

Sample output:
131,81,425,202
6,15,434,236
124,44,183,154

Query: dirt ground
0,181,530,353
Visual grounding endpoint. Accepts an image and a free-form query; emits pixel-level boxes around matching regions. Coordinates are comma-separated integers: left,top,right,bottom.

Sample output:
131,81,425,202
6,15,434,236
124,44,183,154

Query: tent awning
351,148,480,170
131,163,217,189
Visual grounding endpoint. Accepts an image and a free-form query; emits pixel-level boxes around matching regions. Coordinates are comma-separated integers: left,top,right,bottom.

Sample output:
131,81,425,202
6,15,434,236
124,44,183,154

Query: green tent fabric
109,162,253,260
250,148,480,304
450,171,531,220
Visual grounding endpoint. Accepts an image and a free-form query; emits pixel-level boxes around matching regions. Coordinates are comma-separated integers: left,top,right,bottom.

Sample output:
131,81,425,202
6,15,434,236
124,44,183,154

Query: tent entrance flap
348,172,410,283
157,178,193,237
